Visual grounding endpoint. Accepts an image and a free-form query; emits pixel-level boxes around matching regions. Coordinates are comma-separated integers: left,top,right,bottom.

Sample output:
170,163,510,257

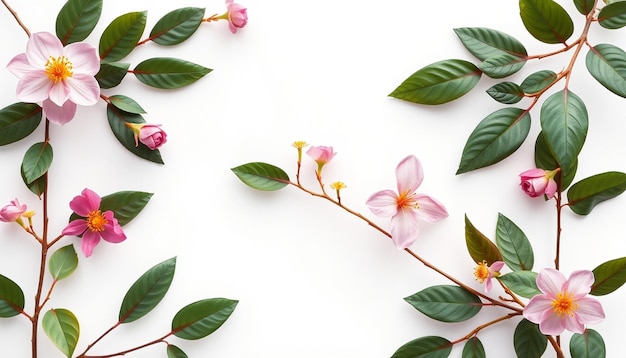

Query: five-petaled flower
0,198,27,226
307,145,337,175
6,32,100,125
365,155,448,249
519,168,559,199
523,268,605,336
62,188,126,257
224,0,248,33
474,260,504,293
126,123,168,150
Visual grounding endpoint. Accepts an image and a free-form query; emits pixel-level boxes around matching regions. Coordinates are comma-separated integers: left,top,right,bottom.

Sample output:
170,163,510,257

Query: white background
1,0,625,357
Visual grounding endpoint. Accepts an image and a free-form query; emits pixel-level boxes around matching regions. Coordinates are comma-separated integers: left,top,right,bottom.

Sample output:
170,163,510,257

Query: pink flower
225,0,248,33
474,260,504,293
523,268,605,336
0,198,27,222
127,123,167,150
306,145,337,174
365,155,448,249
62,188,126,257
519,168,558,199
6,32,100,125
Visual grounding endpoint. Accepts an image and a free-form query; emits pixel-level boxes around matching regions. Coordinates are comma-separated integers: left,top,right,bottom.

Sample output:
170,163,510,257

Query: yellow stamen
474,261,489,283
45,56,73,83
330,181,347,190
87,210,107,232
397,191,418,209
291,141,308,149
551,291,578,317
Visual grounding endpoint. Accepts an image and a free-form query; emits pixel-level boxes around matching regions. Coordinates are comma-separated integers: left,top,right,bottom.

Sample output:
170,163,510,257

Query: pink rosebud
519,168,558,199
306,145,337,174
126,123,167,150
225,0,248,33
0,198,27,222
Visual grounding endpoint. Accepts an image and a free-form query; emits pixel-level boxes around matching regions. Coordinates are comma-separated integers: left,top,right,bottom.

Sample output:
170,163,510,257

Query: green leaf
100,191,153,226
570,329,606,358
172,298,238,340
540,89,588,173
574,0,596,14
591,257,626,295
453,27,527,61
0,102,42,146
520,70,557,94
498,271,540,299
598,1,626,29
457,107,531,174
106,104,164,164
391,336,452,358
462,337,486,358
133,57,212,89
486,81,524,104
21,165,47,198
49,245,78,280
567,172,626,215
56,0,103,45
231,162,290,191
465,214,502,265
150,7,205,46
513,319,547,358
95,62,130,89
534,131,577,190
109,95,146,114
21,142,53,185
167,344,188,358
586,44,626,97
99,11,147,62
404,285,482,323
42,308,80,358
0,274,25,317
495,213,534,271
519,0,574,44
389,59,481,105
479,54,526,78
119,257,176,323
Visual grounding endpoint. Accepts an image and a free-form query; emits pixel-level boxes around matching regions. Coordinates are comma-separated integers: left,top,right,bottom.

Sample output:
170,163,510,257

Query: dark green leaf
167,344,188,358
133,57,212,89
106,104,164,164
520,70,558,94
574,0,596,15
0,102,42,146
231,162,290,191
119,257,176,323
0,274,25,317
95,62,130,89
519,0,574,44
56,0,103,45
570,329,606,358
404,285,482,323
21,142,53,184
150,7,205,46
586,44,626,97
464,214,502,265
498,271,540,298
391,336,452,358
457,107,531,174
21,165,46,198
49,245,78,280
389,59,481,105
453,27,527,61
479,54,526,78
598,2,626,29
495,213,534,271
99,11,147,62
591,257,626,295
109,95,146,114
42,308,80,358
534,131,577,190
172,298,238,340
486,81,524,104
567,172,626,215
513,319,547,358
462,337,486,358
100,191,153,226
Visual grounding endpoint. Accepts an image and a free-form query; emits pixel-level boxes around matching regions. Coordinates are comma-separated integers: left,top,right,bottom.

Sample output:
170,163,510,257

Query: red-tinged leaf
465,214,502,265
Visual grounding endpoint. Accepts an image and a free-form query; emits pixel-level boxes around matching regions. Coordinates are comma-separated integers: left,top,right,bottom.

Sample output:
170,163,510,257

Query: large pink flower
366,155,448,249
62,188,126,257
6,32,100,125
523,268,605,336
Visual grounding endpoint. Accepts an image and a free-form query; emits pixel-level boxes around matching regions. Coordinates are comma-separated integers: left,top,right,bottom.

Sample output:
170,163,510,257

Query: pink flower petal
564,270,594,297
536,268,566,297
66,75,100,105
519,168,546,178
545,179,557,199
27,32,63,68
48,82,71,106
101,213,126,243
63,42,100,75
43,99,77,125
16,71,52,103
365,190,399,217
490,261,505,272
395,155,423,194
575,297,606,324
6,53,35,78
69,188,100,215
523,295,553,323
562,313,585,334
538,311,566,336
81,230,101,257
390,208,419,249
414,194,448,222
62,219,87,236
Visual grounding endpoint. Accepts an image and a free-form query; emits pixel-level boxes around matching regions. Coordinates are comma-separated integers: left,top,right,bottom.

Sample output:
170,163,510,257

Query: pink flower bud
225,0,248,33
306,145,337,174
0,198,27,222
519,168,558,199
138,124,167,150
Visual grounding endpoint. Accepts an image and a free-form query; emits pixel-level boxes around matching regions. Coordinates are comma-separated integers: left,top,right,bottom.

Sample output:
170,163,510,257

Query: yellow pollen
87,210,107,232
330,181,347,190
397,191,418,209
45,56,73,83
474,261,489,283
551,292,578,317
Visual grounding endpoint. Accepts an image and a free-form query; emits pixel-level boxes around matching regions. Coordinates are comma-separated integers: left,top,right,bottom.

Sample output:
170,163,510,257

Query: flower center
45,56,73,83
551,291,578,317
87,210,107,232
397,191,418,210
474,261,489,283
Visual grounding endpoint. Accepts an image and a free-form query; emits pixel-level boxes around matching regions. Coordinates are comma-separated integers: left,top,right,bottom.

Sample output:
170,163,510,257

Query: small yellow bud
330,181,347,190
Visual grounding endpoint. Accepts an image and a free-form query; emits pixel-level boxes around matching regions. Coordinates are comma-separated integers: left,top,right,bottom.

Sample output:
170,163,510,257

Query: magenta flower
6,32,100,125
519,168,558,199
474,260,504,293
62,188,126,257
523,268,605,336
224,0,248,33
127,123,168,150
306,145,337,174
0,198,27,223
366,155,448,249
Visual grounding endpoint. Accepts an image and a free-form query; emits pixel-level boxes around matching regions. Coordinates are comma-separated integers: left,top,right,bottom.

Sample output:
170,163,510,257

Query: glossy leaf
231,162,290,191
0,102,42,146
570,329,606,358
465,215,502,265
513,319,547,358
21,142,53,185
133,57,212,89
389,59,481,105
519,0,574,44
453,27,527,61
107,104,164,164
109,95,146,114
540,89,588,174
598,2,626,29
498,271,540,298
534,131,577,190
567,172,626,215
574,0,596,14
42,309,80,358
21,165,46,198
495,213,534,271
462,337,486,358
100,191,153,226
586,44,626,97
404,285,482,323
0,274,25,317
520,70,557,94
99,11,147,62
95,62,130,89
172,298,238,340
49,245,78,280
119,257,176,323
391,336,452,358
167,344,188,358
56,0,103,45
457,107,531,174
479,54,526,78
591,257,626,295
150,7,205,46
486,81,524,104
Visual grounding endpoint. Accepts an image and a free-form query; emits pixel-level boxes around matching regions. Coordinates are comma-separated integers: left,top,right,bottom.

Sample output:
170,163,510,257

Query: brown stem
1,0,30,37
76,321,122,357
449,313,520,346
78,331,172,358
